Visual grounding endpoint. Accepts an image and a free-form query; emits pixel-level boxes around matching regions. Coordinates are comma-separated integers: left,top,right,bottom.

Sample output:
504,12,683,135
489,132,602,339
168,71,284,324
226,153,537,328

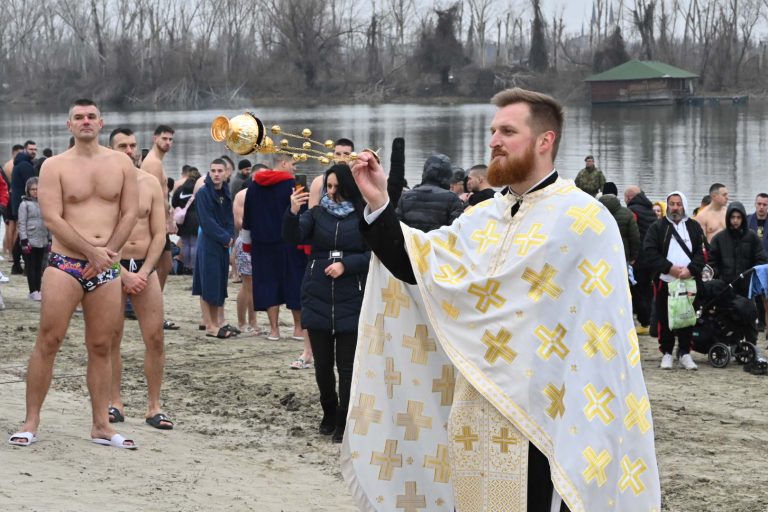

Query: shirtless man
8,99,139,449
695,182,729,242
140,125,179,330
233,187,258,334
108,127,173,430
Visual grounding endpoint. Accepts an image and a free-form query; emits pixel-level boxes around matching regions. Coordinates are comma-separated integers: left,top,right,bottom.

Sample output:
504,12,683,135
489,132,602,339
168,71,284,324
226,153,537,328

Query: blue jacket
283,205,370,333
747,212,768,255
10,152,35,216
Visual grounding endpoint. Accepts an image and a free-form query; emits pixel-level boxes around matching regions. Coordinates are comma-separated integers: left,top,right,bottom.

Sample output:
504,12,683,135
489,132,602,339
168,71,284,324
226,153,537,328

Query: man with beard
345,88,660,511
141,125,179,331
644,192,706,370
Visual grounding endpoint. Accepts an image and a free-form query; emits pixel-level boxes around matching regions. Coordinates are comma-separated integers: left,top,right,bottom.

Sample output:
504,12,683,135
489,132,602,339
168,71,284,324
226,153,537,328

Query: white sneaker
0,271,9,283
660,353,674,369
680,353,698,371
28,292,37,301
31,291,42,301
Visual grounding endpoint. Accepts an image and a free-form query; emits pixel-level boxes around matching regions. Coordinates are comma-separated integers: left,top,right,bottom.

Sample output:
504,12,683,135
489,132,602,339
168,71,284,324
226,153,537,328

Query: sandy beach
1,259,767,511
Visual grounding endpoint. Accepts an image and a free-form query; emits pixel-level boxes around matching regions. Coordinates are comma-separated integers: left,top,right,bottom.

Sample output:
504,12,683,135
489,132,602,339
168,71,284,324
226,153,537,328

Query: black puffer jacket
599,194,640,263
396,184,463,232
708,201,768,295
283,205,371,333
171,179,200,237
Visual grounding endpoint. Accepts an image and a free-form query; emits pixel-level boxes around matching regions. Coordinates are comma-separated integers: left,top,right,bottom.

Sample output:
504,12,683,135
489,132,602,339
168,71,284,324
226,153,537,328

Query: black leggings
307,329,357,413
23,247,45,293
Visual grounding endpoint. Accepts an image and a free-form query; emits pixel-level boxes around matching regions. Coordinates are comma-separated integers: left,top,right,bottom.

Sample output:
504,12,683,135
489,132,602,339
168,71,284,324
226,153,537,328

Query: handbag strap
669,222,695,261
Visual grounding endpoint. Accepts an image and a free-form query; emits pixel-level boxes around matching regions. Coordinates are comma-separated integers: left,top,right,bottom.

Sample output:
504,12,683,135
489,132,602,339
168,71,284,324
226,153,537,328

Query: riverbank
0,259,767,511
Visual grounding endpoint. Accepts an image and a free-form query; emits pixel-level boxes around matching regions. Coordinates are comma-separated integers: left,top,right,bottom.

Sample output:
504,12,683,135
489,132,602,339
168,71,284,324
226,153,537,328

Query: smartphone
295,173,308,191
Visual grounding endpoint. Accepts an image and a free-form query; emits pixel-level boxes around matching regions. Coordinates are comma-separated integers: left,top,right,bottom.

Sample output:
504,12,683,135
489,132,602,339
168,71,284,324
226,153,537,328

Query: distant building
584,60,698,105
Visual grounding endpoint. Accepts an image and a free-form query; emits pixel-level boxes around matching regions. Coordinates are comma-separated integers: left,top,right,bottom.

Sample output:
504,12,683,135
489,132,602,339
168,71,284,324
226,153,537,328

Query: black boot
331,408,346,444
319,402,336,435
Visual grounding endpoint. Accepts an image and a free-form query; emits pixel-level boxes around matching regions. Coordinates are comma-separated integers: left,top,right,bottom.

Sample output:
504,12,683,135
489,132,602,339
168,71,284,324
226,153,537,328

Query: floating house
585,60,698,105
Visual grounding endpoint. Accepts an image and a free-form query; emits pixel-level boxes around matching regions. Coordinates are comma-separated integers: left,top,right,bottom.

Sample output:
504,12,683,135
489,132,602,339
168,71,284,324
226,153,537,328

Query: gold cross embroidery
619,456,648,495
396,400,432,441
566,204,606,235
627,329,640,367
423,444,450,483
434,233,463,258
433,263,468,285
350,393,383,435
512,223,547,256
470,219,502,254
385,357,402,399
583,384,616,425
431,365,455,406
491,426,520,453
522,264,563,301
468,278,507,313
481,327,517,365
370,439,403,481
411,236,431,274
582,321,618,360
363,313,389,355
396,481,427,512
578,259,613,297
582,446,612,486
402,325,437,365
535,323,569,360
454,426,479,450
382,277,410,318
543,383,566,419
441,300,459,320
624,393,651,433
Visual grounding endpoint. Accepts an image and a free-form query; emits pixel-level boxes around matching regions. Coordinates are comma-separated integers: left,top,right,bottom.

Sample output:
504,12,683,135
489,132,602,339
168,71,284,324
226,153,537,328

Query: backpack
173,194,195,224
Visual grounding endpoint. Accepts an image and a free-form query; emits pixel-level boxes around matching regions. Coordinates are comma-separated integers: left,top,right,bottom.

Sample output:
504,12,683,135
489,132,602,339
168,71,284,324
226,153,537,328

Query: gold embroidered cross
396,481,427,512
522,264,563,301
411,236,431,274
543,383,566,419
624,393,651,433
535,323,569,360
363,313,389,355
578,259,613,296
468,278,507,313
470,219,502,254
370,439,403,481
491,426,520,453
434,233,463,258
619,456,648,495
433,263,467,285
584,384,616,425
454,426,479,450
566,204,605,235
627,329,640,367
441,300,459,320
512,223,547,256
583,321,618,360
431,365,455,406
582,447,612,486
382,277,410,318
396,400,432,441
350,393,383,435
385,357,402,399
481,327,517,365
423,444,450,483
402,325,437,365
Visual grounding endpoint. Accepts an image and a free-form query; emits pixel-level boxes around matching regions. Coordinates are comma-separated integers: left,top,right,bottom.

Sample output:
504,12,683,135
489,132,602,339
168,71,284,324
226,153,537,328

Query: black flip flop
108,406,125,423
163,320,180,330
146,413,174,430
206,327,232,339
223,324,241,336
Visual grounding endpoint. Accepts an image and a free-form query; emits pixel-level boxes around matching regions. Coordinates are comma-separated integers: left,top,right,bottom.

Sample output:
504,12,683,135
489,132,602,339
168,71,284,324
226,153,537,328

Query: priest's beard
487,141,536,188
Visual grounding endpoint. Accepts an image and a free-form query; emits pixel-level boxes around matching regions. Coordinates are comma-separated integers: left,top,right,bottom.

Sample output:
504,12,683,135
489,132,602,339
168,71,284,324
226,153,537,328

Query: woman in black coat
283,164,370,443
171,167,201,272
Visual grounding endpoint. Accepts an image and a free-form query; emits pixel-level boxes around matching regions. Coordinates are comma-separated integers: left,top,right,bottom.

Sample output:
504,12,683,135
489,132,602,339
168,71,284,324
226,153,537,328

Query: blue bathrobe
192,175,234,306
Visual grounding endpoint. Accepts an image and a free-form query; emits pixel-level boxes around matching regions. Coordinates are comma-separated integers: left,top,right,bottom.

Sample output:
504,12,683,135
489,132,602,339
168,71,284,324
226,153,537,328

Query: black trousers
631,265,653,326
654,280,693,355
307,329,357,415
23,247,45,293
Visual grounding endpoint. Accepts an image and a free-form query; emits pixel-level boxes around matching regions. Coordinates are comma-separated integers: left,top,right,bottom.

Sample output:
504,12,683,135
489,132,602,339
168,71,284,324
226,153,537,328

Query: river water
1,102,766,207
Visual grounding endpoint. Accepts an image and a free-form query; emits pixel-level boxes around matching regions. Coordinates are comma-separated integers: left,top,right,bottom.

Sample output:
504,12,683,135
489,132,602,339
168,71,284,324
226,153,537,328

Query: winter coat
746,212,768,255
599,194,640,263
18,197,50,248
396,184,463,232
709,202,768,295
574,167,606,197
644,216,707,280
171,179,200,237
626,191,657,267
10,152,35,217
283,205,370,333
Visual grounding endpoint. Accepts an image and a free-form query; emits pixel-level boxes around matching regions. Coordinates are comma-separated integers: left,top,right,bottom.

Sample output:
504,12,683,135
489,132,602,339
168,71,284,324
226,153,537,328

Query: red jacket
0,172,9,208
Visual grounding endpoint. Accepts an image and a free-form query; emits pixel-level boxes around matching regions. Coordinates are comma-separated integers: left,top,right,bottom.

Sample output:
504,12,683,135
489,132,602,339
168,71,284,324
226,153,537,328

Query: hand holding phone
294,173,308,191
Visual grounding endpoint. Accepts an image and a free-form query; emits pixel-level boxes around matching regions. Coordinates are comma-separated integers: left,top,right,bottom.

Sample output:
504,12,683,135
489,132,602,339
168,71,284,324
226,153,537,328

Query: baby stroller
690,268,768,374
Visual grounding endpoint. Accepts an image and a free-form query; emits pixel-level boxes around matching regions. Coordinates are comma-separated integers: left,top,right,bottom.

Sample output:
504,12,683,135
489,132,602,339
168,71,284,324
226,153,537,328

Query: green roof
584,60,698,82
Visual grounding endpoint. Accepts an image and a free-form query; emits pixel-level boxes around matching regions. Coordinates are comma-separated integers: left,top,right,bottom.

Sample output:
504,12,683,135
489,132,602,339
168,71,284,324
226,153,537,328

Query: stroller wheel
734,342,757,365
708,343,731,368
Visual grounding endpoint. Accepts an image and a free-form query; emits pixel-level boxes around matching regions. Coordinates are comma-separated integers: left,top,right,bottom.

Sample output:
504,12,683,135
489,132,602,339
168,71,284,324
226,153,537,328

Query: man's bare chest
60,166,122,204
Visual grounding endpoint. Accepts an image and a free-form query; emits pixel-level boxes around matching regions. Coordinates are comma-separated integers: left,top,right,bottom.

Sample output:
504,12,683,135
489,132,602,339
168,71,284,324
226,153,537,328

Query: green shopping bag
667,278,697,330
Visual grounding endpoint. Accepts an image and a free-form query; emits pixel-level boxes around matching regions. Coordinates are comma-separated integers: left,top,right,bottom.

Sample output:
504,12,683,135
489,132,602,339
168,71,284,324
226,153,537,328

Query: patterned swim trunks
48,252,121,292
235,239,252,276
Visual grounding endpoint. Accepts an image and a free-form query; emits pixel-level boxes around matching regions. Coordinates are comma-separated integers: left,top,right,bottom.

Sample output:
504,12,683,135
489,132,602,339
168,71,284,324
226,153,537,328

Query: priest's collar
501,169,558,198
